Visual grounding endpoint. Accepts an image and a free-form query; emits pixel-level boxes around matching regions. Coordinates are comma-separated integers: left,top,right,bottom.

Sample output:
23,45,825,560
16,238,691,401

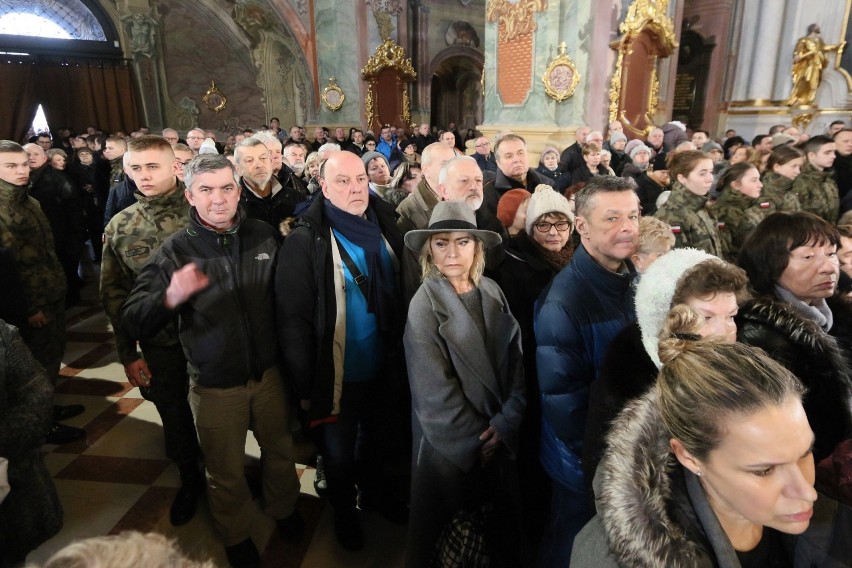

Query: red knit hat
497,189,532,229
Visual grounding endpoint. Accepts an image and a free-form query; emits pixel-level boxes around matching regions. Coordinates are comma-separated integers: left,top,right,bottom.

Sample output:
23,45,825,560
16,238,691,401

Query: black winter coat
121,209,282,388
582,320,658,488
736,295,852,462
28,165,85,263
276,194,403,423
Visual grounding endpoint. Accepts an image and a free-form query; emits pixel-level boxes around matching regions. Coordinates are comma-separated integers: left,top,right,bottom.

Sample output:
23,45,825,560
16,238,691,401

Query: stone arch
429,46,484,130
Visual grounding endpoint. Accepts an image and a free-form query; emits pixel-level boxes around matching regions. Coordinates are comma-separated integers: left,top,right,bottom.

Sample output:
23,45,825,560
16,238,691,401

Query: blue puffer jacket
535,244,636,489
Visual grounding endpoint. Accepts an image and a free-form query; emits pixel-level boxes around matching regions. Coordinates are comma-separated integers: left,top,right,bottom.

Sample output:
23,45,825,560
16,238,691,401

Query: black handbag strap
335,238,369,298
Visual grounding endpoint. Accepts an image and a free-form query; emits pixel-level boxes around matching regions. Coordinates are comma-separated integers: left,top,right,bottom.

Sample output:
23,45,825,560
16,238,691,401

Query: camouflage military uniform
100,183,200,468
711,188,774,262
0,178,67,379
760,172,802,213
653,181,725,257
793,162,839,222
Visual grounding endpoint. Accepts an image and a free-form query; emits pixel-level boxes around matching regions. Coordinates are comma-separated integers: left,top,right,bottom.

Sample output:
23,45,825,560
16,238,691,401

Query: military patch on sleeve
717,222,726,230
759,202,770,208
125,246,150,258
670,225,682,234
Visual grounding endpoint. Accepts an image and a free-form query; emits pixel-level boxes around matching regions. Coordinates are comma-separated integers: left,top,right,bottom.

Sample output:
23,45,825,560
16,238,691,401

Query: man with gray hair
121,154,304,567
396,142,456,234
162,128,179,147
185,128,205,155
236,137,305,230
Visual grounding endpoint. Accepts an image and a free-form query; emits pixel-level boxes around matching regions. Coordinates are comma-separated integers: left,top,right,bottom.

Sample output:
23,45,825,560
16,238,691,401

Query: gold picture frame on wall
202,81,227,113
322,77,346,112
543,42,580,102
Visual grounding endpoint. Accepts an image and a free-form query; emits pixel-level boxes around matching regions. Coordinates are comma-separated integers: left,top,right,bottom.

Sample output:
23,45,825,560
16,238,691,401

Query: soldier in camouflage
652,150,725,257
0,140,86,444
99,135,203,526
711,163,775,262
794,135,840,222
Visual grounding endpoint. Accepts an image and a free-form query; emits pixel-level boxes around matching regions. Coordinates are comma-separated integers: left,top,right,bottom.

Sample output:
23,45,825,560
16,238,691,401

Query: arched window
0,0,107,41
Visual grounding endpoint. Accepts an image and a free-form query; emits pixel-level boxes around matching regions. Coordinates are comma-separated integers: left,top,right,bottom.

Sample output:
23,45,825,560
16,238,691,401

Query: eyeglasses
186,136,203,140
475,142,490,148
175,160,192,167
534,221,571,233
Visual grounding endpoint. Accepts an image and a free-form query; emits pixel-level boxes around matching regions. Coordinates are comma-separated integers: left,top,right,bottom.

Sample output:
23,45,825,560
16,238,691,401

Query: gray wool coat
404,276,526,473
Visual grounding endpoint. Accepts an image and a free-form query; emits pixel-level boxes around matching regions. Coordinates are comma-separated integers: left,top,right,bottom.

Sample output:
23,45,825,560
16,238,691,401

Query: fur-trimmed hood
635,248,716,368
593,390,715,567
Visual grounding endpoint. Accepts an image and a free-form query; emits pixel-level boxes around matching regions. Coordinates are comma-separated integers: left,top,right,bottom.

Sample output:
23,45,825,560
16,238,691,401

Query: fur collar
740,296,846,360
597,390,713,567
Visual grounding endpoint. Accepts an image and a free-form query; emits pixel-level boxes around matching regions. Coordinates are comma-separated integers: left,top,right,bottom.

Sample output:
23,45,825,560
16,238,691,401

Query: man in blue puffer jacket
535,177,639,565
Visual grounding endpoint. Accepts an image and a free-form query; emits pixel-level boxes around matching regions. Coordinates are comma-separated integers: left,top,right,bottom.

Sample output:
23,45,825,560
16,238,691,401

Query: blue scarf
323,198,397,334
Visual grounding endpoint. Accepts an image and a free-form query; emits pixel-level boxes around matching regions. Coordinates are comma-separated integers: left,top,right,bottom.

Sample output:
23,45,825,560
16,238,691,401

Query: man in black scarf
276,151,408,551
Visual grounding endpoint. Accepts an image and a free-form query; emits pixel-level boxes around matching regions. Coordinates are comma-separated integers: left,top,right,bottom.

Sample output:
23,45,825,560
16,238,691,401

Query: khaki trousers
189,366,300,545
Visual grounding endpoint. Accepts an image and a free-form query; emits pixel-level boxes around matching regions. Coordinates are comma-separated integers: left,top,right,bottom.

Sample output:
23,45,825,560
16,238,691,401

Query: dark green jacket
653,182,724,257
0,179,66,314
711,188,774,262
761,171,802,213
794,162,839,222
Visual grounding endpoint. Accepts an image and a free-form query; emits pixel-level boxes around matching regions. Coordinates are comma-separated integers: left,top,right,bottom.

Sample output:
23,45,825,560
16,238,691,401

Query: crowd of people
1,115,851,568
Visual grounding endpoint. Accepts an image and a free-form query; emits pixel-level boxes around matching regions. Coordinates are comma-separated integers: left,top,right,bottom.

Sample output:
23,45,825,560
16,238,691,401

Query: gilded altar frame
361,39,417,128
608,0,678,136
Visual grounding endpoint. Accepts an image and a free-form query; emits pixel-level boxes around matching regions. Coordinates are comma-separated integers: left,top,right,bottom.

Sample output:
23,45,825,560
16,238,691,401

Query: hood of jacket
596,389,713,567
635,248,716,368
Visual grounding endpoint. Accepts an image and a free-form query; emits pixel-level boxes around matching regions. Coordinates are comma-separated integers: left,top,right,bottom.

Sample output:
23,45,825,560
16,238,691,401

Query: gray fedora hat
404,201,502,251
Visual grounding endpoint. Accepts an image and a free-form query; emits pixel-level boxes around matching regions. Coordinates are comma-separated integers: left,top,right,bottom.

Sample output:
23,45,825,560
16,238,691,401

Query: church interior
2,1,852,567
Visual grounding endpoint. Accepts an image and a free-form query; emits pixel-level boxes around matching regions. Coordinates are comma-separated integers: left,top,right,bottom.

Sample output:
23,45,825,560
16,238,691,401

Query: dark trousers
140,343,200,467
21,299,66,383
407,435,525,568
536,481,594,567
315,380,386,511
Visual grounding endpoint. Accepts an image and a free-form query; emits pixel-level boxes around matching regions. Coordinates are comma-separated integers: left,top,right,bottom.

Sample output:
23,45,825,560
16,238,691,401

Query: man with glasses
185,128,205,155
173,143,194,182
162,128,180,148
472,136,498,174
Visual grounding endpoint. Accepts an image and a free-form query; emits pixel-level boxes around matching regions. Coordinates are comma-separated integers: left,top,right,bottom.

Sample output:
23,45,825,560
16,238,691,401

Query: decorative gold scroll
608,0,678,131
361,39,416,81
486,0,548,42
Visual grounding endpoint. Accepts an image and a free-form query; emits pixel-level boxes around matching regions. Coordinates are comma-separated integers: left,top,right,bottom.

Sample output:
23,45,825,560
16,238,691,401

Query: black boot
170,462,204,526
224,538,260,568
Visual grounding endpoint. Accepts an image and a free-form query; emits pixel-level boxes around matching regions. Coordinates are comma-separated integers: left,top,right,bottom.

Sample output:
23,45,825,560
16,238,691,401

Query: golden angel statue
786,24,846,106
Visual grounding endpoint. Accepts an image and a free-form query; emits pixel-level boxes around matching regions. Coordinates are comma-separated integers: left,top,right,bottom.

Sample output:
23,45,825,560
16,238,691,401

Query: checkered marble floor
27,280,406,567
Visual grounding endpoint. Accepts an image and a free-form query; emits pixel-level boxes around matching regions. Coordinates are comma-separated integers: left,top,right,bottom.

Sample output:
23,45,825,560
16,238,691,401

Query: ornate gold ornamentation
402,88,411,124
486,0,548,43
361,39,416,81
648,64,660,114
608,0,678,132
792,111,815,130
364,84,375,127
321,76,345,112
786,25,846,107
618,0,677,49
202,81,227,113
608,50,625,124
542,42,580,102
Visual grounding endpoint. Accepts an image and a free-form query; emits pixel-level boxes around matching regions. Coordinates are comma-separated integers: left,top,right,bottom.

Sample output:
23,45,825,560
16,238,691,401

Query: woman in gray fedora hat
403,200,527,567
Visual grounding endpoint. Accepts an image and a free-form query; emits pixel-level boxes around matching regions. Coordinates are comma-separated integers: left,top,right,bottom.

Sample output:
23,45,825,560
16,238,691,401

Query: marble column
117,0,166,130
313,0,363,127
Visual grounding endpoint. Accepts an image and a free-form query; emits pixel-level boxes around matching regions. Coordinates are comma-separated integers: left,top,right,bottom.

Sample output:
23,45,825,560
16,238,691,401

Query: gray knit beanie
361,151,389,171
